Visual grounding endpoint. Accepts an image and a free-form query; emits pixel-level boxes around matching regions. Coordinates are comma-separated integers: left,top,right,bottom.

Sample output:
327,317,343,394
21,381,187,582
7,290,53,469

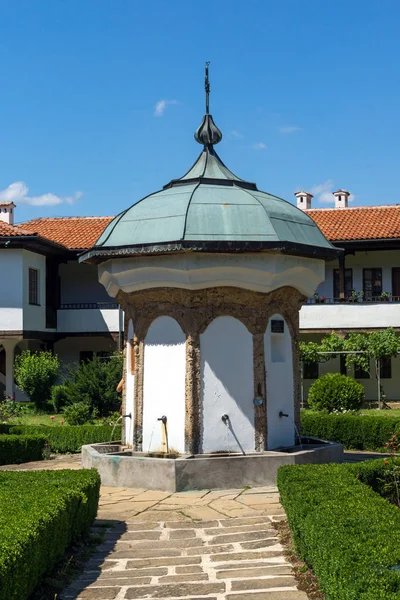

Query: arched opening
265,314,294,449
143,316,186,454
200,316,254,453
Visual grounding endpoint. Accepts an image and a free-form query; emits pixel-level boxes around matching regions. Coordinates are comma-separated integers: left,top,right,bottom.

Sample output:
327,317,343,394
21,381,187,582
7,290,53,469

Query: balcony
300,297,400,331
57,303,120,334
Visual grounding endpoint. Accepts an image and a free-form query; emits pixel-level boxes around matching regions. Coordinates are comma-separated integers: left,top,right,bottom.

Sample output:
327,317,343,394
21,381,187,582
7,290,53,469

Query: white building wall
54,336,117,368
60,261,111,304
265,315,295,449
57,308,120,333
22,250,47,331
0,249,23,330
142,317,186,454
124,320,134,446
200,316,254,454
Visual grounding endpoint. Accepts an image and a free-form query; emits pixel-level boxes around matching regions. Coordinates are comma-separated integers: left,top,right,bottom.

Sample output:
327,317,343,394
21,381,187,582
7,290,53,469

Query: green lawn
9,413,107,427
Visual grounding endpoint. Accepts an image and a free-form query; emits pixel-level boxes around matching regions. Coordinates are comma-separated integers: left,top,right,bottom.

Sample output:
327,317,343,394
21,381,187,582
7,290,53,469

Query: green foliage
9,424,122,453
0,434,46,465
300,328,400,375
63,402,94,426
14,351,60,410
277,461,400,600
50,385,70,414
301,411,400,450
0,469,100,600
307,373,364,412
62,353,123,416
0,399,32,422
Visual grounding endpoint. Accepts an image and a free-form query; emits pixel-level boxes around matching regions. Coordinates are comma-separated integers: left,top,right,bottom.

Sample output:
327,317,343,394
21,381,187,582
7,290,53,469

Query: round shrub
63,402,92,426
51,385,69,414
308,373,364,412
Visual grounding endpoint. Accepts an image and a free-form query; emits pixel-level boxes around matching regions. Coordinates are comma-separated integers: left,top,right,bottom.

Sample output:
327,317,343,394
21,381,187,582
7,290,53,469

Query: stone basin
82,437,343,492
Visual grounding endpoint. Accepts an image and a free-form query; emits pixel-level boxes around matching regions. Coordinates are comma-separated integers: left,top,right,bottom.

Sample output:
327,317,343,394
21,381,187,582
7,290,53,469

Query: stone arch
200,316,254,453
264,314,295,449
142,316,186,454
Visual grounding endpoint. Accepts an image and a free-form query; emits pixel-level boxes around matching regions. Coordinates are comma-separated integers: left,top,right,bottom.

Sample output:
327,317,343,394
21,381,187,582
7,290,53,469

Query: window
28,268,39,305
303,362,319,379
354,364,370,379
340,355,347,375
363,268,382,300
333,269,353,299
380,357,392,379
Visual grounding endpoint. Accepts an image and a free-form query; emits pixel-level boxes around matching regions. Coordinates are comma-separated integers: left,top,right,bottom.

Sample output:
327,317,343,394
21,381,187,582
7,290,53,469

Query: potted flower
348,290,364,303
380,291,391,302
313,293,326,304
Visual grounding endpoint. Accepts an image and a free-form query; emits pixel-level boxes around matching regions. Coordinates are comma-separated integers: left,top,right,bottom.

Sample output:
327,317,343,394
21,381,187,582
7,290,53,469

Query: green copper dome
82,67,337,263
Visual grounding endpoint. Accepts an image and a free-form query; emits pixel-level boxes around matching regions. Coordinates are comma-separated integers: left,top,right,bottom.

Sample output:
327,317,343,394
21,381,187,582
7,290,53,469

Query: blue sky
1,0,399,223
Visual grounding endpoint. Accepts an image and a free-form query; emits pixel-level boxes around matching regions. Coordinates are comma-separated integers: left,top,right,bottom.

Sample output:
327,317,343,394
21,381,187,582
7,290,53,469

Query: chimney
0,202,15,225
294,191,313,210
333,189,350,209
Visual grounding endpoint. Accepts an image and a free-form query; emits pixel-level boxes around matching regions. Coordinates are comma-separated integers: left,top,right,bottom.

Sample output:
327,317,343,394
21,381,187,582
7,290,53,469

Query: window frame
363,268,382,300
28,268,40,306
333,268,353,299
303,361,319,380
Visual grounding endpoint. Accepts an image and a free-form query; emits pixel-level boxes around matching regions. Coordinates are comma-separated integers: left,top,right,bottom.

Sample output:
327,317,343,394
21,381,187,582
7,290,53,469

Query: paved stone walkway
1,456,309,599
60,485,307,600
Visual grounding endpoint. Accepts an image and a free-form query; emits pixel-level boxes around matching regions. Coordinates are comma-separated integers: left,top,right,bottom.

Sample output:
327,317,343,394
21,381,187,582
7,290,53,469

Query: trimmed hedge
301,411,400,451
0,434,46,465
0,469,100,600
278,461,400,600
9,424,122,453
0,424,12,435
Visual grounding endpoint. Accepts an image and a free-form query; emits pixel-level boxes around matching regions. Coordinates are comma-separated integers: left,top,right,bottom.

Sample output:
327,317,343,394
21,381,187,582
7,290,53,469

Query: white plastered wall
124,320,134,446
265,314,295,449
200,316,254,453
142,317,186,454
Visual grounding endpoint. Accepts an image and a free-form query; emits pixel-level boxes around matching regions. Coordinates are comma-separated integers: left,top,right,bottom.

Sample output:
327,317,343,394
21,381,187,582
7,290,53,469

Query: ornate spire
194,62,222,147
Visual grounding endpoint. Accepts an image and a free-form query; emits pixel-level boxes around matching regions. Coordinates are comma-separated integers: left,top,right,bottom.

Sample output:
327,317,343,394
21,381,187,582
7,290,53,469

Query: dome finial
205,61,210,115
194,61,222,147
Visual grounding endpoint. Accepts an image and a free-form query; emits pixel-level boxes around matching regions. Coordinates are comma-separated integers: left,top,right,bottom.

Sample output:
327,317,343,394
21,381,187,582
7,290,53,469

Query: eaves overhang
80,239,342,265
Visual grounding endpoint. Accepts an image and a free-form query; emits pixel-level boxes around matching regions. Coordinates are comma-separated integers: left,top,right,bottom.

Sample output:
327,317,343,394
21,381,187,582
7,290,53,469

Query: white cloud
0,182,83,207
229,130,243,139
251,142,267,150
279,125,303,134
310,179,355,204
154,99,178,117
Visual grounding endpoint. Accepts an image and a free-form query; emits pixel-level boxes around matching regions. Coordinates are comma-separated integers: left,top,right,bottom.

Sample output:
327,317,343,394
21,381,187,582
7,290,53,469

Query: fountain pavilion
81,66,342,490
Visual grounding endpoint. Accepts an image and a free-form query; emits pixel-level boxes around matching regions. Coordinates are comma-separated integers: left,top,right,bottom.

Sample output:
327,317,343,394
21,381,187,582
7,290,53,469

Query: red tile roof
306,205,400,242
0,222,36,237
15,205,400,251
20,216,113,250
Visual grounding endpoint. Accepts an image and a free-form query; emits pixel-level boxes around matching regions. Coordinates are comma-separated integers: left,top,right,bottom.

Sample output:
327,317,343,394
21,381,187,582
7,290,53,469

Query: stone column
2,339,20,398
133,337,144,451
253,332,267,451
185,331,201,454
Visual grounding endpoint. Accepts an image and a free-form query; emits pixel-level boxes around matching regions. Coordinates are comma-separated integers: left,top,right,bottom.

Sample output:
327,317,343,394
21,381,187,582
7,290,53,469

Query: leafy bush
62,353,122,417
301,411,400,451
277,461,400,600
0,399,34,422
9,424,122,453
308,373,364,412
51,385,69,413
14,351,60,410
0,469,100,600
0,434,46,465
63,402,94,425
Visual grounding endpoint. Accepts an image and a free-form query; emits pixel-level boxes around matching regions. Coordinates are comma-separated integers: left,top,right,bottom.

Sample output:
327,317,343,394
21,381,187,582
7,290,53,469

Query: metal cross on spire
205,61,210,115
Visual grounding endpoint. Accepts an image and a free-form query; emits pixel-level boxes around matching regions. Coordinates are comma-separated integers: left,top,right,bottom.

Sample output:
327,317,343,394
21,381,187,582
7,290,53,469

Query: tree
62,353,123,416
299,328,400,409
14,350,60,410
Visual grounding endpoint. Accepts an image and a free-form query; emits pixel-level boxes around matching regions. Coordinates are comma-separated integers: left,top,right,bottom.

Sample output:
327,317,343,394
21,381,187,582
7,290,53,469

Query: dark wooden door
392,268,400,298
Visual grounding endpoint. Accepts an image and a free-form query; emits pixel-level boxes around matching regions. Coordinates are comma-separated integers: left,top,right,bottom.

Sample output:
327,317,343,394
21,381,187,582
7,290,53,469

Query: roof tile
20,217,113,250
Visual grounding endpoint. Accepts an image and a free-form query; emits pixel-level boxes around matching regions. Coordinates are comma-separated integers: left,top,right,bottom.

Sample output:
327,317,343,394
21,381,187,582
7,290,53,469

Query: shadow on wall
200,316,254,453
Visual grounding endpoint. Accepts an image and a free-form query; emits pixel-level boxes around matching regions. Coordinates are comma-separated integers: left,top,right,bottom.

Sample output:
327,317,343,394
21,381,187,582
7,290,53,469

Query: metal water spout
157,415,169,453
221,414,229,425
279,411,289,418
